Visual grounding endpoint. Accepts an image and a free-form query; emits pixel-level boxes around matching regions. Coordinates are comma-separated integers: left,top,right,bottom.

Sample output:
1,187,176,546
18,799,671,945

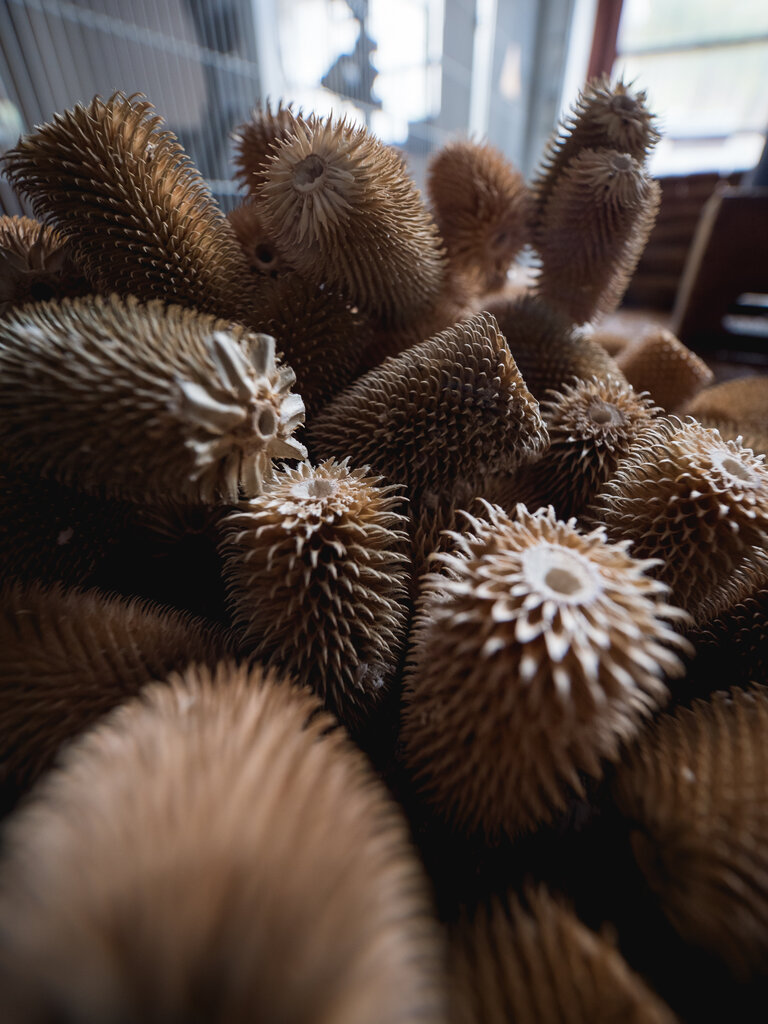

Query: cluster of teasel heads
0,74,767,1021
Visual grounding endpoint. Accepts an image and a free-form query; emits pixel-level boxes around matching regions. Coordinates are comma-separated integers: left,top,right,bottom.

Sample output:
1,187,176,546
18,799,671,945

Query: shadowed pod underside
0,215,89,316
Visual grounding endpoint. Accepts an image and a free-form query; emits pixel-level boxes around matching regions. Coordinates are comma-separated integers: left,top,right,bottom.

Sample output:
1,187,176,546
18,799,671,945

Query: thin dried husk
0,662,446,1023
400,503,689,839
0,295,306,503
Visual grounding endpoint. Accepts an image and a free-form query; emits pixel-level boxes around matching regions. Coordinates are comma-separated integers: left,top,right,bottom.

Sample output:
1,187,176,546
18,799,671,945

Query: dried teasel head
308,312,548,504
400,503,689,839
0,662,445,1023
483,294,627,401
693,416,768,459
450,888,676,1024
0,295,306,503
590,418,768,618
504,376,659,520
256,111,446,325
534,148,661,324
231,98,303,192
617,327,714,411
221,459,410,734
426,139,531,295
0,216,88,316
2,93,257,324
613,684,768,980
226,201,291,279
683,375,768,435
532,76,660,241
0,582,231,807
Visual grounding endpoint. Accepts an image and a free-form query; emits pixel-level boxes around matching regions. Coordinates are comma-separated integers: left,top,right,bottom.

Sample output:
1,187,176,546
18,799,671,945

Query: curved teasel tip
231,98,305,191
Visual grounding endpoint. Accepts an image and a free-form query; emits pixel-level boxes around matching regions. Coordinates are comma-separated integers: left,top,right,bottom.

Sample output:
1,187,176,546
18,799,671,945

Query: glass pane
618,0,768,52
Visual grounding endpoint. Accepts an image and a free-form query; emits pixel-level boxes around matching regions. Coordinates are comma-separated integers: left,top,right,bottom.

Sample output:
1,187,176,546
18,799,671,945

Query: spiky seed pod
613,685,768,980
694,416,768,458
483,295,627,401
532,76,660,240
253,272,369,418
221,459,410,731
534,148,661,325
0,583,231,804
450,888,676,1024
231,99,303,192
617,327,714,411
590,418,768,617
309,312,548,504
591,326,633,358
0,663,445,1023
426,139,531,295
505,377,659,519
400,503,688,839
256,112,446,325
0,216,88,315
0,463,132,588
684,376,768,435
226,201,291,279
2,93,257,324
0,295,306,503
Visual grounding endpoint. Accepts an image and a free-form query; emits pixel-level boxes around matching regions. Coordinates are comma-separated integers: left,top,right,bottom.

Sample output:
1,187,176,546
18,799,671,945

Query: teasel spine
0,295,306,503
231,98,304,193
534,148,661,325
2,92,258,326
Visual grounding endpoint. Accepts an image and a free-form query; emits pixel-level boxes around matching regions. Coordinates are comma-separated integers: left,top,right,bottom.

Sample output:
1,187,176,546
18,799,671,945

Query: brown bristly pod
590,417,768,618
450,888,676,1024
426,138,531,295
400,503,689,839
220,459,410,733
0,582,231,806
616,327,714,411
2,93,257,324
534,148,661,325
256,111,446,325
613,684,768,980
0,295,306,503
590,326,633,358
483,294,627,401
694,416,768,458
0,463,132,588
0,215,89,316
226,201,292,279
253,271,369,418
0,662,445,1023
308,312,548,504
683,375,768,435
502,376,659,520
531,76,660,241
231,98,304,193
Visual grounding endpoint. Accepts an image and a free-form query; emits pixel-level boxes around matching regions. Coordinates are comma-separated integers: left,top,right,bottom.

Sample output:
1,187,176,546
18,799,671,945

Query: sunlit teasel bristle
0,463,132,588
0,663,445,1023
400,503,688,839
309,312,548,504
426,138,531,295
617,327,714,411
0,295,306,503
694,416,768,459
534,148,661,324
614,684,768,980
483,294,627,401
257,111,446,325
253,272,369,418
683,375,768,435
450,888,676,1024
506,376,659,519
590,418,768,618
227,201,292,280
231,99,303,192
0,582,231,805
532,76,660,239
0,216,88,316
2,93,257,324
221,459,410,733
